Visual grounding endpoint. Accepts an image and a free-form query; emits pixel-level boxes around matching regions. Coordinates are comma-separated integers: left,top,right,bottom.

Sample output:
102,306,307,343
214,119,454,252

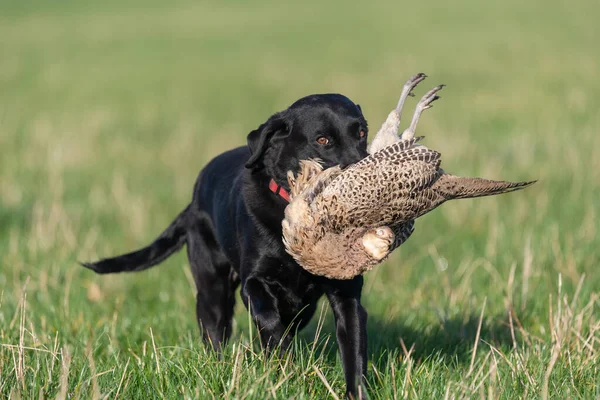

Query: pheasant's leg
400,84,444,140
368,73,427,154
395,72,428,120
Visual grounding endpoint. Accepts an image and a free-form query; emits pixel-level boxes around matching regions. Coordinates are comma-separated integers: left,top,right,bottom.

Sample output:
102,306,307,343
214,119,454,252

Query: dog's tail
81,205,191,274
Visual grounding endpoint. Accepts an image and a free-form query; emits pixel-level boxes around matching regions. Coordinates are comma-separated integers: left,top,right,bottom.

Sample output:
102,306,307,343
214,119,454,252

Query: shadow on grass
299,312,515,367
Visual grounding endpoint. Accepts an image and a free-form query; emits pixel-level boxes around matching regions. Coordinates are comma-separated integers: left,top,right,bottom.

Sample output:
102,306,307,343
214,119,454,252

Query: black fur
83,93,370,398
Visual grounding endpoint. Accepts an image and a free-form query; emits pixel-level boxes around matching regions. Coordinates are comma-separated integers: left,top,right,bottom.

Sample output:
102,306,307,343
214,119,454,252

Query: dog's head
245,94,368,187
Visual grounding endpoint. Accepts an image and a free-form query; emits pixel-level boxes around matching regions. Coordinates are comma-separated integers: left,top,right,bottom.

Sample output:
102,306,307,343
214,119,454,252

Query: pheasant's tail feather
439,175,536,199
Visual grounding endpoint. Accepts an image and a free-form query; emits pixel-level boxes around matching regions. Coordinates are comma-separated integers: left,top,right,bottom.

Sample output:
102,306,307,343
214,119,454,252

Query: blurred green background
1,0,599,398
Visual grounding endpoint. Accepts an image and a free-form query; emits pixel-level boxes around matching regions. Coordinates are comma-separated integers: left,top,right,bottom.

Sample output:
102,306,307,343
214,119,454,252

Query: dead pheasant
282,74,535,279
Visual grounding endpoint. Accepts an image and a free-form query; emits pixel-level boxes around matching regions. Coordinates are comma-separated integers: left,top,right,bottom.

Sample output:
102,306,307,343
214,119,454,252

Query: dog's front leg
323,277,368,400
242,275,292,354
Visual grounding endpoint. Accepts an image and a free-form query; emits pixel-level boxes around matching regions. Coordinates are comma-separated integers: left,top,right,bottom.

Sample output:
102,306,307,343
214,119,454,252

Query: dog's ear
356,104,362,114
245,112,290,169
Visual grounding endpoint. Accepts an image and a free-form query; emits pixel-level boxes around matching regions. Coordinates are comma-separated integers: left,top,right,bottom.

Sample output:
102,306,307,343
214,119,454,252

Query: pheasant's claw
403,73,428,98
422,95,441,110
401,84,446,140
418,85,445,110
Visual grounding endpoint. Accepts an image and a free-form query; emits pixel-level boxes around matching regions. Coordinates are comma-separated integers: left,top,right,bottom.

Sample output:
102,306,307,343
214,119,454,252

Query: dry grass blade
150,328,160,374
86,341,101,400
312,365,340,400
226,345,244,398
114,358,130,400
399,338,417,399
56,347,71,400
467,297,487,378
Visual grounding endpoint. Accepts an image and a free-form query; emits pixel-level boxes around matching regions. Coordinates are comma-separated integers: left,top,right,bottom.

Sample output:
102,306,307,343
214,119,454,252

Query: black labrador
83,93,371,398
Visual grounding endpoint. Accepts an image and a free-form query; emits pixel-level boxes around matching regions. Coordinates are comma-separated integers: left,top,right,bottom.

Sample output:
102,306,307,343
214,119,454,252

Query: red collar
269,179,290,202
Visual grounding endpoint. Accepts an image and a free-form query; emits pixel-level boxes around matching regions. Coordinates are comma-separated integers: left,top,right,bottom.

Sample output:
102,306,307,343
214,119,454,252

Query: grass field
1,0,599,398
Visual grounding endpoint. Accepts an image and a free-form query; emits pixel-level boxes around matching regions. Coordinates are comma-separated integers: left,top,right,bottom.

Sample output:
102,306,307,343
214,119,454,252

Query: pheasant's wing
356,136,425,168
320,141,442,229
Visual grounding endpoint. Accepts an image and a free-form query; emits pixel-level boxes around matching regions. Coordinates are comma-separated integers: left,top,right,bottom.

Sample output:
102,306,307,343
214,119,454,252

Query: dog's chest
266,260,323,307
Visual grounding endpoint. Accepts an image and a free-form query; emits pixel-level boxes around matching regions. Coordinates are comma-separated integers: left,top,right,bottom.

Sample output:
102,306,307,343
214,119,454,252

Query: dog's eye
316,137,329,145
359,130,366,138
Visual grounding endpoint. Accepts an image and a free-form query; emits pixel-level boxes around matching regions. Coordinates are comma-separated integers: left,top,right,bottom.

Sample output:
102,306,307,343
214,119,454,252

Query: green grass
1,0,599,398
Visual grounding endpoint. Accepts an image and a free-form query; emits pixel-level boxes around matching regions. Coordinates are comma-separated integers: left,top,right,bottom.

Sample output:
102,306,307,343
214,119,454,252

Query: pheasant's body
282,137,535,279
282,74,535,279
318,138,534,230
